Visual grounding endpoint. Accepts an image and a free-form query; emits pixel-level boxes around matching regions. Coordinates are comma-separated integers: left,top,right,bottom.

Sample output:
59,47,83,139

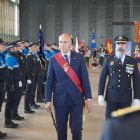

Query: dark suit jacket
45,51,92,106
98,55,140,103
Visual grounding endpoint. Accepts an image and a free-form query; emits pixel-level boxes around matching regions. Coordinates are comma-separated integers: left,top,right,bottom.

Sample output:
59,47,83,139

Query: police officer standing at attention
24,41,38,114
98,36,140,119
11,39,26,120
45,34,93,140
0,39,8,138
50,43,57,56
4,40,22,128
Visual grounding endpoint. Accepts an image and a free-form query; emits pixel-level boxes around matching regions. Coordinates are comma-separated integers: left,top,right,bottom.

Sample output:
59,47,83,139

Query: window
0,0,20,41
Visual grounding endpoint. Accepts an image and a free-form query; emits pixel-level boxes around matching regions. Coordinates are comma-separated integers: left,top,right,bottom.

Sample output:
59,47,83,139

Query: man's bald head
59,34,71,41
59,33,71,54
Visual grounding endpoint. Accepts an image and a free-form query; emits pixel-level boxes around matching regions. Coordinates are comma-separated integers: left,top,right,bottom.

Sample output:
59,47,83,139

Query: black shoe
0,131,7,137
36,99,44,103
30,103,40,109
0,135,5,139
12,114,24,120
4,119,18,128
24,110,35,114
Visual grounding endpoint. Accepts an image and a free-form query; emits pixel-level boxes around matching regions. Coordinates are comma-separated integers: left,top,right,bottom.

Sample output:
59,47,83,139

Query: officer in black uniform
98,36,140,119
0,38,8,138
4,40,21,128
101,105,140,140
11,39,26,120
24,41,38,114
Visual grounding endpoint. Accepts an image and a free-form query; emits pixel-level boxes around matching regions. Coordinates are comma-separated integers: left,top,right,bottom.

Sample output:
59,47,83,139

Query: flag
82,38,86,56
110,39,113,54
38,24,46,69
71,35,74,44
75,36,79,53
107,38,111,54
91,29,96,50
105,38,107,47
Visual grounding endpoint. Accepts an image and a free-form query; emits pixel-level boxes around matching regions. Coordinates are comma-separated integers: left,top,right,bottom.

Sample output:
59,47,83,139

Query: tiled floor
0,67,106,140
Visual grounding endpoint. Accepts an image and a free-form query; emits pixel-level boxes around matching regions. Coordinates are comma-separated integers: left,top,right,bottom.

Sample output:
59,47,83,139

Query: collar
61,50,71,58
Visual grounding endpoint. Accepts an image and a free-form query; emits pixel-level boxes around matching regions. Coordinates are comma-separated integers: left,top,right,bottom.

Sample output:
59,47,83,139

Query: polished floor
0,67,106,140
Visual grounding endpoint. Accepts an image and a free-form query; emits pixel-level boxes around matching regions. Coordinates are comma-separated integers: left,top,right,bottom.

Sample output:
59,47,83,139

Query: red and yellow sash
54,52,84,96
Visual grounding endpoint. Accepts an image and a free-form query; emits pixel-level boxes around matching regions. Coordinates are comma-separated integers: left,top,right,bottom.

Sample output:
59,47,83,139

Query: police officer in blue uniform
98,36,140,119
24,41,38,114
4,40,21,128
0,38,8,138
11,39,26,120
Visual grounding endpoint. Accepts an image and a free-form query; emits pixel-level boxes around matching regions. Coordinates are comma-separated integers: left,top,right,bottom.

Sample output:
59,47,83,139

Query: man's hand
45,103,53,113
86,100,93,113
27,79,32,84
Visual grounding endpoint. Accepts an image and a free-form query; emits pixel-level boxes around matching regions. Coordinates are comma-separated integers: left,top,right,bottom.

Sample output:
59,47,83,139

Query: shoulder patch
111,106,140,118
8,55,11,58
27,53,31,56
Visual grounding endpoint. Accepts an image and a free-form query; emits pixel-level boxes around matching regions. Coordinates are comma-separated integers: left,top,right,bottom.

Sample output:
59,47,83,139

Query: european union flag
38,24,46,69
91,30,96,50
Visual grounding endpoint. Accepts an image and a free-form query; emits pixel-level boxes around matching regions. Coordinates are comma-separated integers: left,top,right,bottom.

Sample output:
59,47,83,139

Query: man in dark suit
45,34,93,140
98,36,140,119
101,105,140,140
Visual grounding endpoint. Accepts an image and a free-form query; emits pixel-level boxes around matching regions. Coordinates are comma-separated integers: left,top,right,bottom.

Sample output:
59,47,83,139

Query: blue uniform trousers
54,94,83,140
105,102,131,119
5,82,19,119
24,80,36,111
12,75,26,116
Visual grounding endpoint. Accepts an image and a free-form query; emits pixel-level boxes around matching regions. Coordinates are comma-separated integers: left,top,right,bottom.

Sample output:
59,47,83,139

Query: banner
134,21,140,42
91,29,96,50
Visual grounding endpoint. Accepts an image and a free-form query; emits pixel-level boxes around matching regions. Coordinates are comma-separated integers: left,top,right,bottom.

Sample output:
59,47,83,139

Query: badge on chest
126,64,134,74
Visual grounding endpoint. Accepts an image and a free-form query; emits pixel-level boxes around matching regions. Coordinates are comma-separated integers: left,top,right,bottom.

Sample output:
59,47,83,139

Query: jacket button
118,85,120,87
119,75,121,77
119,70,121,72
128,75,130,77
118,80,120,82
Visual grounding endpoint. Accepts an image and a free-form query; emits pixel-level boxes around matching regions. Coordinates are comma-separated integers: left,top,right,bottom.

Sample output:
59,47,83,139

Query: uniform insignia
21,56,23,60
28,53,31,55
74,57,76,59
110,61,114,65
33,58,35,61
63,63,69,72
126,64,134,74
1,60,3,64
118,36,123,40
92,39,95,43
8,55,11,58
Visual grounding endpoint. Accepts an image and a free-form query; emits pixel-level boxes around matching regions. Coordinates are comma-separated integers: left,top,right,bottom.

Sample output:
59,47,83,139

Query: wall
20,0,140,54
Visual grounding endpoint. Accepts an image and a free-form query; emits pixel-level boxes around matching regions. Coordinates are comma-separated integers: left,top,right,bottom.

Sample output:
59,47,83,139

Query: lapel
70,51,76,69
122,55,130,68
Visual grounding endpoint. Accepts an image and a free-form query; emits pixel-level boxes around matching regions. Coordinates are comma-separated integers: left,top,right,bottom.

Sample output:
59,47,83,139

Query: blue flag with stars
91,30,96,50
38,25,46,69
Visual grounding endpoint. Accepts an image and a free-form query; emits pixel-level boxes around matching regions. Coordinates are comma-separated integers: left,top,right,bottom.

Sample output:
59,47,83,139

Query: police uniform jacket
5,52,21,86
98,55,140,103
26,52,37,81
16,50,26,77
0,54,7,82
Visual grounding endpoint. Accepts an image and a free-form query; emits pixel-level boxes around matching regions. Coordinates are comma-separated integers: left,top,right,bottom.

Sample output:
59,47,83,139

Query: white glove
19,81,22,87
98,95,104,106
133,99,140,106
27,79,32,84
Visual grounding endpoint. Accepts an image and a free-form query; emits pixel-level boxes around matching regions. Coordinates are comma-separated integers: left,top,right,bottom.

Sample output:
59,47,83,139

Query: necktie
64,55,69,64
118,57,122,65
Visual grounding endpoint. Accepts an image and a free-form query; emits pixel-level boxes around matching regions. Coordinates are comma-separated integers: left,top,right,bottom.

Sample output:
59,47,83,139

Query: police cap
6,40,20,49
114,36,129,44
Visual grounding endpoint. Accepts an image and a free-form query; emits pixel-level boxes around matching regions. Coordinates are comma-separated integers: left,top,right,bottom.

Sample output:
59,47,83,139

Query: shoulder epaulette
111,105,140,118
27,52,32,56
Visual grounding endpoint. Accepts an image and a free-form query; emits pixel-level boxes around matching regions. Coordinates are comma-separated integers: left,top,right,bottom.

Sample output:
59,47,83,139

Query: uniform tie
64,55,69,64
118,57,122,65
